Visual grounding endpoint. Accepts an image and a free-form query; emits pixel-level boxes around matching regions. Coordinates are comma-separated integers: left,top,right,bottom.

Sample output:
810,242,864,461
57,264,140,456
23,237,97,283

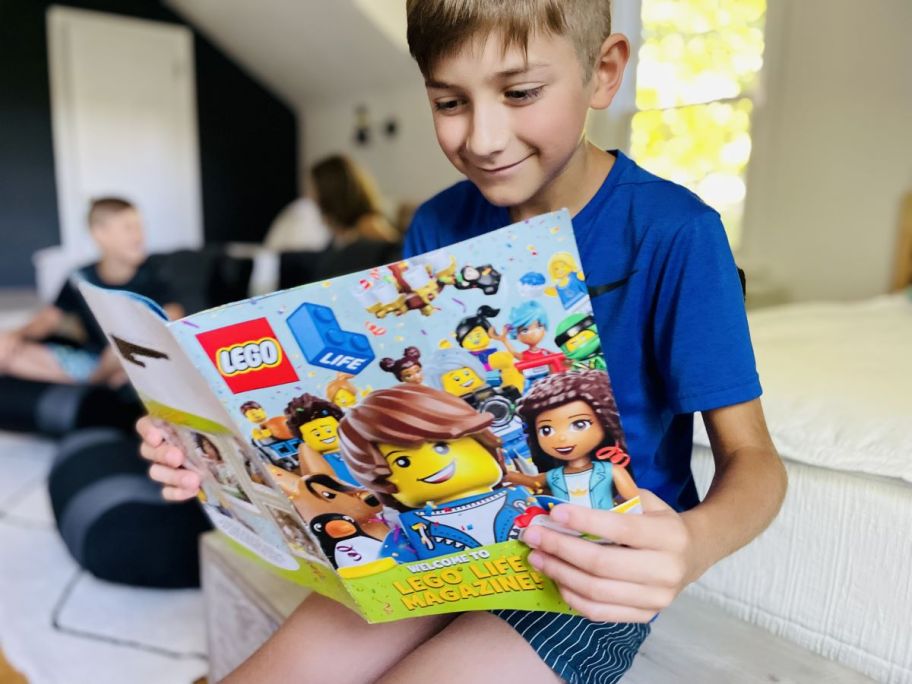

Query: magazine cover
80,209,641,622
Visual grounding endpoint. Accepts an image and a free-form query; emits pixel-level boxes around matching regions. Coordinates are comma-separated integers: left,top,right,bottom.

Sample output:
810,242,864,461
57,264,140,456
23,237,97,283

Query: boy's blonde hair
88,197,135,228
406,0,612,80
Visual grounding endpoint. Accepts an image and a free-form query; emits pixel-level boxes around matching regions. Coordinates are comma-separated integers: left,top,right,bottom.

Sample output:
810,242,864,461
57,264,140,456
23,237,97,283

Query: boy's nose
465,104,509,159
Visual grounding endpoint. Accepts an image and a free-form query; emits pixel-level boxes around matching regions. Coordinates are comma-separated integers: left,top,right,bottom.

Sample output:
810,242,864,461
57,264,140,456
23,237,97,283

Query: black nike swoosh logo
587,270,637,298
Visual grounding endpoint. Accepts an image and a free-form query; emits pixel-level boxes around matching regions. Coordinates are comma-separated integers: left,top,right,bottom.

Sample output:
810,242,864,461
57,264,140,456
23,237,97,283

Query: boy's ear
588,34,630,110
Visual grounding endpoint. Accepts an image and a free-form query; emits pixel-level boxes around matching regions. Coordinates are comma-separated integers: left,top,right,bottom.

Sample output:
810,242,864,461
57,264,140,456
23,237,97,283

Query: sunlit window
630,0,767,248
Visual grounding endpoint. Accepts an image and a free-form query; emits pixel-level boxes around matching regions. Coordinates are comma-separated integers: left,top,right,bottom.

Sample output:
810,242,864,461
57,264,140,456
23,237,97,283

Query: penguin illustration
309,513,385,569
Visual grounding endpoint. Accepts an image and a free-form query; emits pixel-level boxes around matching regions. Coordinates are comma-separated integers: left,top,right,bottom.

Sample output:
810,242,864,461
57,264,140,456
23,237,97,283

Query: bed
686,292,912,683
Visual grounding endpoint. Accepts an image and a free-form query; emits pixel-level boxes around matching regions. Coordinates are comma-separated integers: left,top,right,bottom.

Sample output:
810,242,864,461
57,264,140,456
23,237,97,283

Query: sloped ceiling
165,0,418,107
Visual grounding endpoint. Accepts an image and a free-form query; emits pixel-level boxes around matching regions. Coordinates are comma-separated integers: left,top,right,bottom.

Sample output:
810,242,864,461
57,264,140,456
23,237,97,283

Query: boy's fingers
548,497,687,552
135,416,162,444
557,585,656,624
529,550,676,611
148,463,200,491
140,442,185,468
162,486,200,502
528,529,685,586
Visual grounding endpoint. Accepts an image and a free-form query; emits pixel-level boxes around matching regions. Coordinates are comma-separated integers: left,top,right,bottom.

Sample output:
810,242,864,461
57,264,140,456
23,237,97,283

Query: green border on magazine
222,536,357,609
143,397,235,435
342,540,574,623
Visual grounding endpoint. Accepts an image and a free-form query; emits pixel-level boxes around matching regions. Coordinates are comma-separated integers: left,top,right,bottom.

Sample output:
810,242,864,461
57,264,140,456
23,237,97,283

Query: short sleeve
52,275,81,313
652,212,761,414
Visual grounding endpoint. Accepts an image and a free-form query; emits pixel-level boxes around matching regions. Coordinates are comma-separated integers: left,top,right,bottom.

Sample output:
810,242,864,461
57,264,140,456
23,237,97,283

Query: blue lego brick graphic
286,302,375,374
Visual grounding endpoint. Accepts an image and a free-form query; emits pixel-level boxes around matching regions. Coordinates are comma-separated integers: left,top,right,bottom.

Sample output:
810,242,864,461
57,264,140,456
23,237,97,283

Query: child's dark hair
455,305,500,346
517,369,628,472
406,0,612,80
284,393,345,435
88,197,135,227
379,346,422,381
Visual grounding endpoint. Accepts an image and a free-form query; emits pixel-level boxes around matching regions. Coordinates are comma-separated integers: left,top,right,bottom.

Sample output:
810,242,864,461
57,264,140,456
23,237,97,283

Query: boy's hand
137,416,202,501
522,491,697,623
0,330,23,369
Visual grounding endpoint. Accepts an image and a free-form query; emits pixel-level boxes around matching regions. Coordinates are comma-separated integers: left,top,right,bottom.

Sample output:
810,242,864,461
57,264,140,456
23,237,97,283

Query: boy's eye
433,442,450,455
434,98,463,113
571,419,593,431
395,456,411,468
505,86,544,104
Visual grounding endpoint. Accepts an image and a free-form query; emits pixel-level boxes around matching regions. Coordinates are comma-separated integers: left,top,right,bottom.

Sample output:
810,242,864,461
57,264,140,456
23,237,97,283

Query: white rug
0,430,208,683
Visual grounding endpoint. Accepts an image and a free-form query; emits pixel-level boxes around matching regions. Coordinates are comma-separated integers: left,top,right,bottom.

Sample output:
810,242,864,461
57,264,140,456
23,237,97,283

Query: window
629,0,767,248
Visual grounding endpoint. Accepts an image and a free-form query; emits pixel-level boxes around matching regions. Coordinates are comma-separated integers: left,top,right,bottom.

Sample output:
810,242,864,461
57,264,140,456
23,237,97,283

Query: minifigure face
534,400,605,463
460,325,490,351
378,436,502,507
332,388,356,408
562,329,598,357
299,416,340,453
244,407,267,423
441,367,486,396
518,320,546,347
400,364,424,384
550,259,572,280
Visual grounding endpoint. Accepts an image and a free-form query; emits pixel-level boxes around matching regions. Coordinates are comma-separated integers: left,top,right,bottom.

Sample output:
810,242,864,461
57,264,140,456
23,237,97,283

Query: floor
0,430,208,684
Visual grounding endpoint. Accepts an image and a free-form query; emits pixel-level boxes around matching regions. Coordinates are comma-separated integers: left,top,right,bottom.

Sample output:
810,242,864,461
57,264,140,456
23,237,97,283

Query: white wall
301,82,462,214
740,0,912,302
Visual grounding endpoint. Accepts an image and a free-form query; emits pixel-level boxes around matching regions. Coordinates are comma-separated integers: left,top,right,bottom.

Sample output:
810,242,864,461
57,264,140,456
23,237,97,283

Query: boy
140,2,787,682
0,197,182,386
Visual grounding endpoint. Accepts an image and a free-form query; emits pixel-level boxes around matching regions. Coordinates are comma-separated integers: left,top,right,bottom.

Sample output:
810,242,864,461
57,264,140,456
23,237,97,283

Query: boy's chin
472,182,538,210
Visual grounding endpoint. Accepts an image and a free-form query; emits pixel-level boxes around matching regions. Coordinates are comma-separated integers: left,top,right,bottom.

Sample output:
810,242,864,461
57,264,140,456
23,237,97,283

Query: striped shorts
492,610,651,684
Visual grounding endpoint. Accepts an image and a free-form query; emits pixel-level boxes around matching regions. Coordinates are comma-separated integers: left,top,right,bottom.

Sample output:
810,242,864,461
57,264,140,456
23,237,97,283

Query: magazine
80,209,641,622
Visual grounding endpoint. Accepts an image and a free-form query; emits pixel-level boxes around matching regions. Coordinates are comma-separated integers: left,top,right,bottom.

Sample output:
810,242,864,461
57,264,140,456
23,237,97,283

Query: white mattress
688,447,912,683
694,294,912,483
687,294,912,682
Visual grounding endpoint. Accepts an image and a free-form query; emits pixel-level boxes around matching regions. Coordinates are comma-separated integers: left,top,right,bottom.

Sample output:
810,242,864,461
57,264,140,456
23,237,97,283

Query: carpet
0,430,208,683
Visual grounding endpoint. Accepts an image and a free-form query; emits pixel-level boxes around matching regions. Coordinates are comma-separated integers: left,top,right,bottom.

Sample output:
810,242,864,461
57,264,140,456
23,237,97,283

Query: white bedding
694,293,912,483
689,446,912,684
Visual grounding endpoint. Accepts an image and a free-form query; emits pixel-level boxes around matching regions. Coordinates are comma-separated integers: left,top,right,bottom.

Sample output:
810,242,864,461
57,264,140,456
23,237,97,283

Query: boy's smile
425,31,626,219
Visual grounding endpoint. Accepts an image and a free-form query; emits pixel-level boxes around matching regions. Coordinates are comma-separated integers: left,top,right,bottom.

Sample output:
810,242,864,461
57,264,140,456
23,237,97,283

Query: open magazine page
168,209,641,622
78,284,352,606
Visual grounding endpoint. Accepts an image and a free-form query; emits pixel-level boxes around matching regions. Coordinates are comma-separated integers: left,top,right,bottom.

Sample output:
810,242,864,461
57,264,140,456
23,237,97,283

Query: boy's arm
11,305,64,341
520,398,787,623
680,398,787,581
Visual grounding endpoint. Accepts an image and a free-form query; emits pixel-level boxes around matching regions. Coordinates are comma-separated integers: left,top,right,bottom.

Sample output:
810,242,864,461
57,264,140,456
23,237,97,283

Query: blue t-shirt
404,151,761,512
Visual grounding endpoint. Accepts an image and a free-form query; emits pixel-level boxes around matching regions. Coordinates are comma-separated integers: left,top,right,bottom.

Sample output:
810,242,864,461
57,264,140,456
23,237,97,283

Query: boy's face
425,31,595,212
91,208,146,266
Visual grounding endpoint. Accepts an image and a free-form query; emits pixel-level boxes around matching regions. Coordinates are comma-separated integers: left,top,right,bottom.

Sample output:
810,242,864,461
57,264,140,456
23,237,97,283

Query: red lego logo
196,318,299,393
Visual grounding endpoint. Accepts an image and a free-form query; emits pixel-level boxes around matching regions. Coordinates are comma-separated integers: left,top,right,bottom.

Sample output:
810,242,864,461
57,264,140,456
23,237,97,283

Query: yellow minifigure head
331,388,357,408
377,435,502,508
459,325,490,350
548,252,579,281
240,401,267,424
441,366,486,397
563,328,596,354
337,384,505,510
284,394,345,454
299,415,340,454
326,372,359,409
